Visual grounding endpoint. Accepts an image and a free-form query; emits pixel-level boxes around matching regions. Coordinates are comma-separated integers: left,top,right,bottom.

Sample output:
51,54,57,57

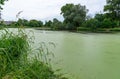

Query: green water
10,28,120,79
32,30,120,79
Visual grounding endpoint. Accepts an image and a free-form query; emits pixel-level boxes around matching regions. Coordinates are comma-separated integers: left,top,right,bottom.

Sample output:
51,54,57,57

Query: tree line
1,0,120,32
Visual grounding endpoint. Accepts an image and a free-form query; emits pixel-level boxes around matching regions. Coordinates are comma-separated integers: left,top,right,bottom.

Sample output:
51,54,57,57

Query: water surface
10,28,120,79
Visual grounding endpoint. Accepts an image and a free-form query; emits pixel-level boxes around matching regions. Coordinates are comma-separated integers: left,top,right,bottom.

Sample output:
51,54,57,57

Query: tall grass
0,28,67,79
0,28,28,77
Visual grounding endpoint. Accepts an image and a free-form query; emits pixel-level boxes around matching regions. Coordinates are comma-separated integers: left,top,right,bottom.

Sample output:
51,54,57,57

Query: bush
101,18,113,28
81,18,100,31
77,27,90,31
109,28,120,32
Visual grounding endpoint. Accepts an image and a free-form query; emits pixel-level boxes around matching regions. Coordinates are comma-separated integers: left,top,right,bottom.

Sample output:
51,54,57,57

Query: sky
1,0,106,21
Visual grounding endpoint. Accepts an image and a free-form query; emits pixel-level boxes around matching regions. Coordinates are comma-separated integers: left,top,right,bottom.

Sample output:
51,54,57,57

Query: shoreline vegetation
0,28,67,79
0,1,120,34
3,19,120,34
0,0,120,79
1,26,120,34
0,2,119,33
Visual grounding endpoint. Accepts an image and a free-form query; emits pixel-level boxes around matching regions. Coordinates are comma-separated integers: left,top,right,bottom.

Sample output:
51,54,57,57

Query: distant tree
94,13,105,22
38,20,43,27
22,19,29,26
9,22,18,27
28,19,43,27
94,13,118,28
44,20,52,27
51,18,64,30
102,18,115,28
0,0,8,10
61,3,88,30
17,19,23,26
104,0,120,21
16,19,29,26
82,18,100,31
0,20,6,27
29,20,39,27
15,19,43,27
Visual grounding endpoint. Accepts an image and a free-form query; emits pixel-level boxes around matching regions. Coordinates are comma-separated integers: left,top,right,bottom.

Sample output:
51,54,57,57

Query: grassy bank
0,28,67,79
77,27,120,33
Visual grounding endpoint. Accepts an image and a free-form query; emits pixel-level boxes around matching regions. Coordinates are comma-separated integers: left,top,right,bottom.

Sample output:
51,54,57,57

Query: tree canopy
61,3,88,30
104,0,120,21
0,0,8,9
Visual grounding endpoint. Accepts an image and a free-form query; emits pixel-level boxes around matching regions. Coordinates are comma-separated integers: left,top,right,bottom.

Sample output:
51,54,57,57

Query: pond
9,28,120,79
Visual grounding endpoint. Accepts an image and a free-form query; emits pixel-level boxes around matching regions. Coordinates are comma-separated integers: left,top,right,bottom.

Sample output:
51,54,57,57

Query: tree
82,18,100,31
44,20,52,27
104,0,120,21
0,0,8,10
28,19,43,27
17,19,29,26
29,20,40,27
61,3,88,30
0,0,8,21
102,18,115,28
94,13,105,22
38,20,43,27
51,18,64,30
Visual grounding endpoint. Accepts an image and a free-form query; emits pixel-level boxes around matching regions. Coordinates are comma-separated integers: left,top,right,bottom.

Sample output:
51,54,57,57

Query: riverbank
32,27,120,33
2,26,120,34
77,27,120,33
5,25,120,33
0,28,67,79
35,27,120,34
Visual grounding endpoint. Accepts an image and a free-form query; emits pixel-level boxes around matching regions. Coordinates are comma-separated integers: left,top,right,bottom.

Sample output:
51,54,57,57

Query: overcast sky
2,0,106,21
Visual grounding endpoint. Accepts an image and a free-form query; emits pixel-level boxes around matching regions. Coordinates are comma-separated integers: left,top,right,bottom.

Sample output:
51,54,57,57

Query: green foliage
9,19,43,27
114,20,120,27
38,20,43,27
17,19,29,26
44,20,52,27
51,18,65,30
61,3,88,30
102,18,114,28
0,29,29,77
0,0,8,5
79,12,120,32
0,21,6,27
8,59,63,79
81,18,100,31
65,22,74,30
29,20,42,27
77,27,90,31
44,19,65,30
109,27,120,31
104,0,120,21
0,0,8,9
94,13,105,21
11,19,43,27
8,22,18,27
0,28,67,79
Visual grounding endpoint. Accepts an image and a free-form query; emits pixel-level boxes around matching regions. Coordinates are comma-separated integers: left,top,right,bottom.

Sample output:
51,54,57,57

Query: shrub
81,18,100,31
101,18,113,28
77,27,90,31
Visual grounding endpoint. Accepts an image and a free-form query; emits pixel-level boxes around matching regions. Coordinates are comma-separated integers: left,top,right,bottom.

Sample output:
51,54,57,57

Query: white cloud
2,0,106,21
